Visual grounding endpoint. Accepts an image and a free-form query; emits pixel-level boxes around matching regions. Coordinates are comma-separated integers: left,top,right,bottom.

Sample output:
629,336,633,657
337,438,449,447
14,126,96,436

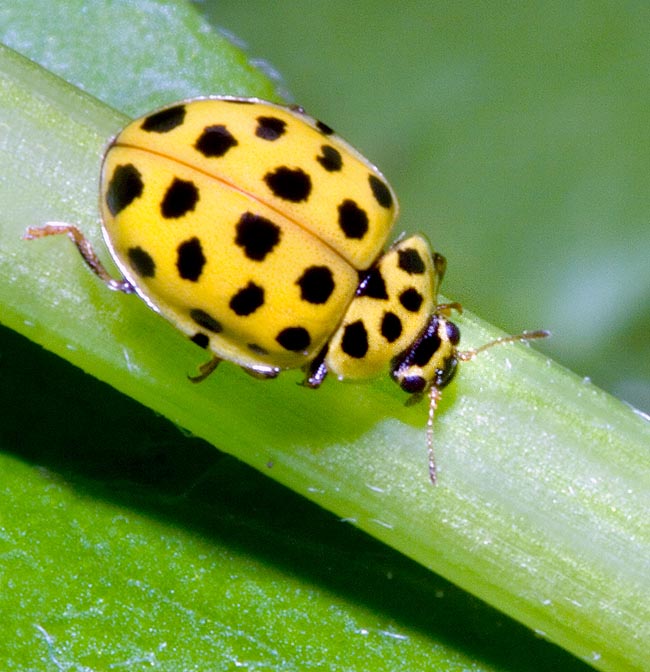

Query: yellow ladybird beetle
25,96,548,483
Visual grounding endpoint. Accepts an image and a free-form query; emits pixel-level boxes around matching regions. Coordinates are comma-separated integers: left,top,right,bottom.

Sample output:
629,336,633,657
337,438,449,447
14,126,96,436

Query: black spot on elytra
341,320,369,358
235,213,281,261
106,164,143,216
338,200,368,239
190,332,210,349
176,237,206,281
189,309,223,333
264,167,312,202
161,178,199,218
256,116,287,140
369,174,393,209
276,327,311,352
247,343,269,355
316,120,335,135
397,248,426,275
296,266,335,304
229,282,265,316
127,246,155,278
381,312,402,343
357,268,388,299
195,125,238,157
141,105,186,133
317,145,342,172
399,287,424,312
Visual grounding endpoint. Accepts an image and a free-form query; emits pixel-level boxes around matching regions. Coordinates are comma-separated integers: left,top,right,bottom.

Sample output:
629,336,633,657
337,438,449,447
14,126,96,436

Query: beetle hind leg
24,223,135,294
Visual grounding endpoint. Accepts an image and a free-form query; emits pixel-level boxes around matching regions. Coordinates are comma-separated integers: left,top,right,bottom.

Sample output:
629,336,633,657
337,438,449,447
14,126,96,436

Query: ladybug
25,97,547,483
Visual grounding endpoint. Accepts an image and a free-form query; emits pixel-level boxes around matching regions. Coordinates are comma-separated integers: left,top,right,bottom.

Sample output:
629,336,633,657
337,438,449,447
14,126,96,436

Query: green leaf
1,2,649,671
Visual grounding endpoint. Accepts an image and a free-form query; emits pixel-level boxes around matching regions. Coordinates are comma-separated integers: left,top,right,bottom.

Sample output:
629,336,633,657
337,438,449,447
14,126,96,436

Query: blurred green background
210,1,650,414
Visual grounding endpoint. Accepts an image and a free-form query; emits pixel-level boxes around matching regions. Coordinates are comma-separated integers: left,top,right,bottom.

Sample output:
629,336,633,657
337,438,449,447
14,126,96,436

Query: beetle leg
303,345,329,388
189,354,222,383
24,223,135,294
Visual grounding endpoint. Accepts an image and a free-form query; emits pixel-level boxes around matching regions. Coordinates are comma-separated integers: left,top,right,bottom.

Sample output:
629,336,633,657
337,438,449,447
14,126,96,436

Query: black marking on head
190,309,223,333
141,105,186,133
341,320,369,358
391,315,439,372
106,164,143,216
391,314,459,392
247,343,269,355
397,248,426,274
357,267,388,299
276,327,311,352
229,282,265,316
176,237,206,281
368,174,393,209
316,120,335,135
446,320,460,345
161,178,199,219
317,145,343,172
235,213,281,261
256,116,287,140
400,375,427,394
381,311,403,343
195,125,238,157
399,287,424,312
264,167,312,202
127,246,155,278
190,332,210,349
338,199,368,239
412,329,441,367
296,266,335,304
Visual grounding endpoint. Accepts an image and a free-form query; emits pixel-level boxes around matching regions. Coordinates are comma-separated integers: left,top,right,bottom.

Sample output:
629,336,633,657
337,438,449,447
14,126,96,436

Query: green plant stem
1,34,649,672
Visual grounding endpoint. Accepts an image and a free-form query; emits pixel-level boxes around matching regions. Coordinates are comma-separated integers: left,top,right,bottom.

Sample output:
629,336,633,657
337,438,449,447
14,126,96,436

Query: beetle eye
434,357,458,388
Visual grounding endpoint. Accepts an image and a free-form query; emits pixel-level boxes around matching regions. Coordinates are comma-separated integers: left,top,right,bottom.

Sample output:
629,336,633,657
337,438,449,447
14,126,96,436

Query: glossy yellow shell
99,97,399,373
